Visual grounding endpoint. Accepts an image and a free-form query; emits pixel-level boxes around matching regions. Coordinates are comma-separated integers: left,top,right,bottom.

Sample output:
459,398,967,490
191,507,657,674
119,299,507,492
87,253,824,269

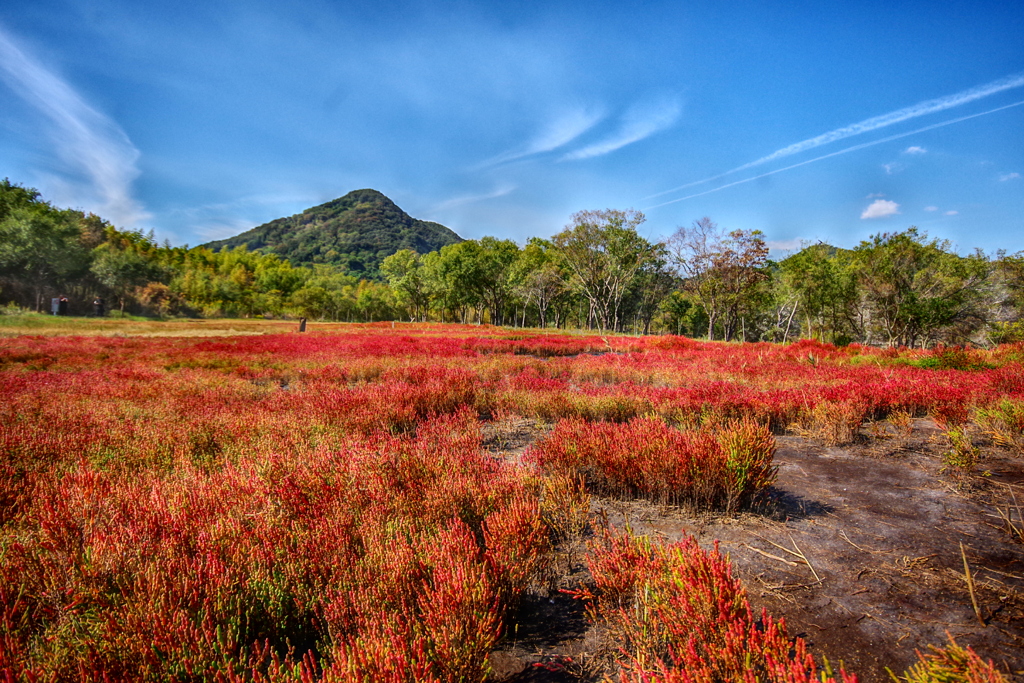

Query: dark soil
484,418,1024,682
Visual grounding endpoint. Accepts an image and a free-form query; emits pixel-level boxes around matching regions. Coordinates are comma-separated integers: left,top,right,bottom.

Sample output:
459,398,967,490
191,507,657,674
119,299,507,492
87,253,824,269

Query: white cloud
766,238,804,252
861,199,901,219
0,24,148,226
562,97,681,161
945,210,959,216
431,185,515,212
740,72,1024,171
524,109,603,156
866,192,886,198
883,162,904,175
646,99,1024,209
480,108,603,167
924,205,939,212
904,146,927,154
999,172,1021,181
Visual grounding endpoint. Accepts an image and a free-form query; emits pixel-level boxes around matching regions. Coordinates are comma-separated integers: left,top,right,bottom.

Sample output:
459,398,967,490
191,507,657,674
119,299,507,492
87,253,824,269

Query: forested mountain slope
202,189,462,278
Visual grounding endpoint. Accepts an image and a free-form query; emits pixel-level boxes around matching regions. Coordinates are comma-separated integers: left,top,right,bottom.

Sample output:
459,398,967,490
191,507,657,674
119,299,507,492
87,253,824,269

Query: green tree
289,285,332,320
853,228,990,347
381,249,431,321
779,243,858,344
670,218,770,341
91,229,167,313
0,180,91,311
477,237,520,326
511,238,567,329
424,241,488,323
990,251,1024,343
551,209,660,332
623,244,673,334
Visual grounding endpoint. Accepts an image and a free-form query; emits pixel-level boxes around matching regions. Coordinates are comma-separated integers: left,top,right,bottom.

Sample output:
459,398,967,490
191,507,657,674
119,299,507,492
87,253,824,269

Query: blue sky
1,0,1022,255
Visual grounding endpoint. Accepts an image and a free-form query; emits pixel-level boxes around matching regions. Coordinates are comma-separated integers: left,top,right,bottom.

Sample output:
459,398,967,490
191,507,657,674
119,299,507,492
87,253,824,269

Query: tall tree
425,241,488,323
381,249,430,321
551,209,660,332
0,180,91,311
779,243,858,344
669,218,770,341
91,228,167,313
477,237,520,326
853,228,990,347
511,238,566,329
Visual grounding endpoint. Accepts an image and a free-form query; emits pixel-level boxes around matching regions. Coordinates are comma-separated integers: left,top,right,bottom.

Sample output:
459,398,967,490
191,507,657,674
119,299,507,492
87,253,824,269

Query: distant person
93,297,105,316
58,296,69,316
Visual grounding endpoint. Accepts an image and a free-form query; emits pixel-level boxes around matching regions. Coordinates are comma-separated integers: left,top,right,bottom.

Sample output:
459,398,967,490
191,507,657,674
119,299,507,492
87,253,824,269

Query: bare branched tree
669,217,770,341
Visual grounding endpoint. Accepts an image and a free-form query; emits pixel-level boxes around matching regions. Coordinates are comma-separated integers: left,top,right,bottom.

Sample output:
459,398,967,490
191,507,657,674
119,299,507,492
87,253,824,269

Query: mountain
202,189,463,278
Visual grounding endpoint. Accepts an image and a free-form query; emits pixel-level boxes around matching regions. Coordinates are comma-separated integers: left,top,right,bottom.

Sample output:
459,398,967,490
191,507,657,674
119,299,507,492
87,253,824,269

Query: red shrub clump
577,529,858,683
528,416,776,511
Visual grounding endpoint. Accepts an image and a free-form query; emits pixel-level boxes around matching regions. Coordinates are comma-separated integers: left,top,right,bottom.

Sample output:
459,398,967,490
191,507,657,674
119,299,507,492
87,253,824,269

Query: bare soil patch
486,418,1024,682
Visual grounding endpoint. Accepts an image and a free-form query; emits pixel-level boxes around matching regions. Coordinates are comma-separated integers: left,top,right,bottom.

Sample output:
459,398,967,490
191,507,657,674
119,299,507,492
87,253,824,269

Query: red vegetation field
2,324,1022,681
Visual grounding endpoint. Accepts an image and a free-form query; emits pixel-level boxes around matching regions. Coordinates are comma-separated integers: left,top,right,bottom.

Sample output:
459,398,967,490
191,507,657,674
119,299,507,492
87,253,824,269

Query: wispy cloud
1000,172,1021,181
168,191,322,244
562,98,681,161
431,185,515,212
945,210,959,216
924,205,939,211
861,199,900,219
741,72,1024,170
883,162,904,175
645,99,1024,210
480,108,603,167
766,238,804,252
904,145,927,154
648,71,1024,201
0,24,147,226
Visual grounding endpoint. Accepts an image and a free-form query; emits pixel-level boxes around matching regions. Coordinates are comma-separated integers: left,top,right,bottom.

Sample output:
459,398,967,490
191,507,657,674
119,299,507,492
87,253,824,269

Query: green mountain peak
201,189,463,278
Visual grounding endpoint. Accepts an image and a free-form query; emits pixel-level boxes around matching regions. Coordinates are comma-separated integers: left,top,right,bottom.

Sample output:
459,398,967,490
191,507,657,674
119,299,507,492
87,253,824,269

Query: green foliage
670,218,770,341
201,189,463,279
552,209,664,332
897,635,1008,683
511,238,569,329
975,398,1024,452
853,228,990,347
381,249,430,321
0,179,93,309
2,178,1023,341
780,242,858,344
941,426,979,474
908,346,993,371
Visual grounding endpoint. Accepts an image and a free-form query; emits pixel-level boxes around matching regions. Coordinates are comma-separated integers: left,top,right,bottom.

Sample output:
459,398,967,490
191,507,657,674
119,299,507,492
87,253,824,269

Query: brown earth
482,418,1024,682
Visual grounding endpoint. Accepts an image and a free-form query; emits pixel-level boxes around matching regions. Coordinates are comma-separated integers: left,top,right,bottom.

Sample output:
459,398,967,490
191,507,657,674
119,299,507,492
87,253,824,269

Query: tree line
2,179,1023,346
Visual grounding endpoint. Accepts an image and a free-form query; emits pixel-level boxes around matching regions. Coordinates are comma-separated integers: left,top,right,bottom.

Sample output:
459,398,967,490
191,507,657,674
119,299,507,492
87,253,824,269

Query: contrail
646,71,1024,201
645,99,1024,210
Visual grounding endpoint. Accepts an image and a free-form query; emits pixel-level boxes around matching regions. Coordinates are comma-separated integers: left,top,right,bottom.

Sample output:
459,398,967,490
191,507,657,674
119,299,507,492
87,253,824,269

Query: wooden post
298,318,307,332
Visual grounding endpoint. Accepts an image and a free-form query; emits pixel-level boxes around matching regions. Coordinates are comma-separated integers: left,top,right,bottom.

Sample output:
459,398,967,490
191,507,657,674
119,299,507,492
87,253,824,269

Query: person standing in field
93,297,105,316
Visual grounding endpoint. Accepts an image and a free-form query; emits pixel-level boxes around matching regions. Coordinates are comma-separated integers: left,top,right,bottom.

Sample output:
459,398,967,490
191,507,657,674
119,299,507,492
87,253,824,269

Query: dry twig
749,533,822,584
742,543,800,566
960,541,986,626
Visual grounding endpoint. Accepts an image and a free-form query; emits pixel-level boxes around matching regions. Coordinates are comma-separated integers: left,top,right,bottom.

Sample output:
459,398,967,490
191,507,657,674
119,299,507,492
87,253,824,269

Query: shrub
576,529,859,683
975,399,1024,453
942,426,979,475
900,635,1009,683
796,400,867,446
528,416,776,512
